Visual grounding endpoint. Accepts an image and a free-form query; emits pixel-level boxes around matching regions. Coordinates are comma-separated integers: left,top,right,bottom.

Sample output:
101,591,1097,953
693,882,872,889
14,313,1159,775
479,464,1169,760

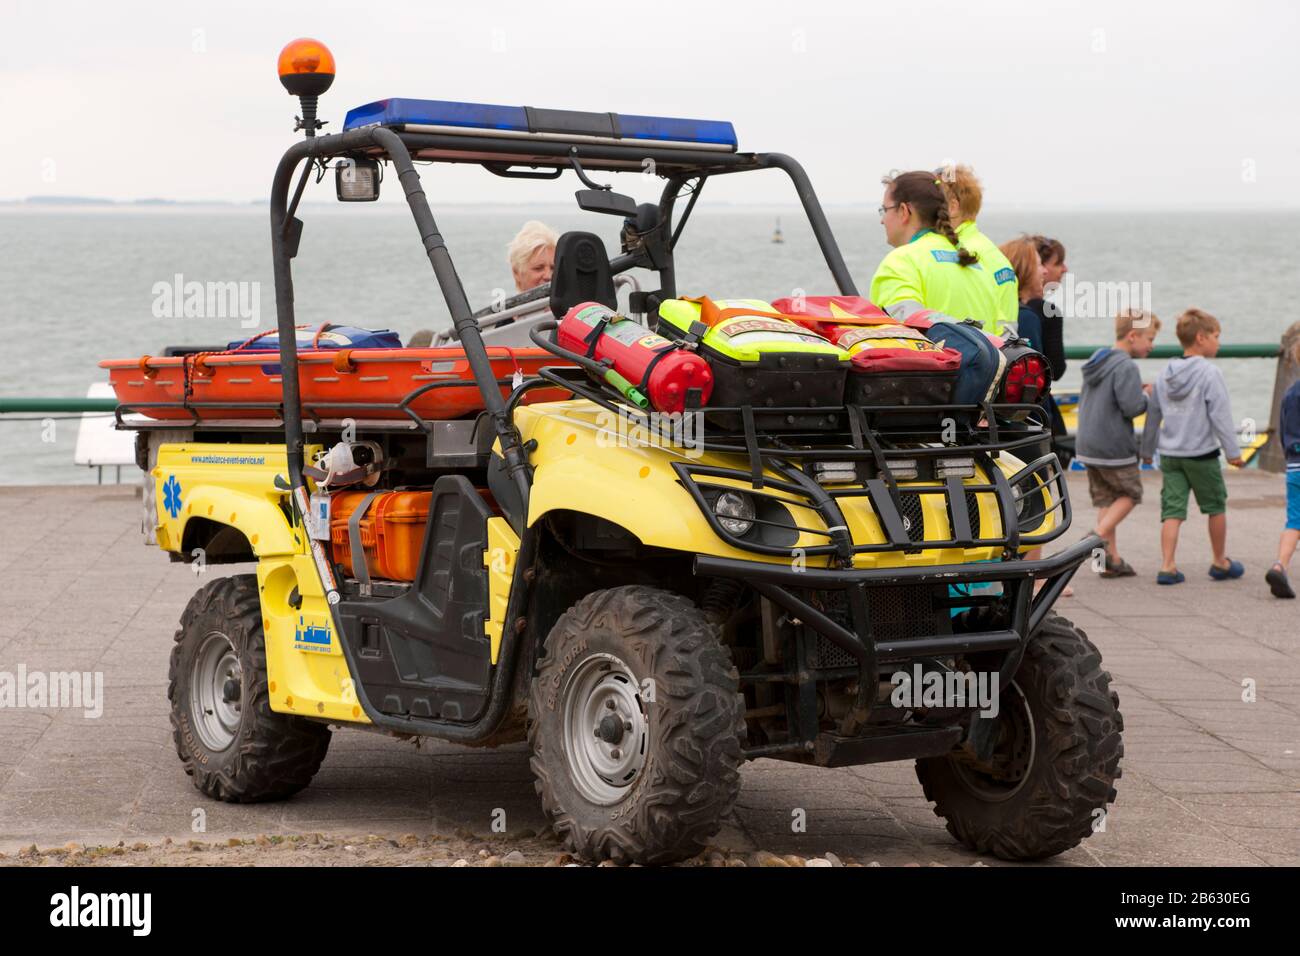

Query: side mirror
336,157,381,202
575,188,636,217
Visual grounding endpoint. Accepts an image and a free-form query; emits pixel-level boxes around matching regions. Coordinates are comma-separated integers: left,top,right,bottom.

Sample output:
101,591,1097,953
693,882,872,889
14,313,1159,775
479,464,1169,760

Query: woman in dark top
1027,235,1068,380
998,236,1071,594
997,236,1044,346
1026,235,1069,446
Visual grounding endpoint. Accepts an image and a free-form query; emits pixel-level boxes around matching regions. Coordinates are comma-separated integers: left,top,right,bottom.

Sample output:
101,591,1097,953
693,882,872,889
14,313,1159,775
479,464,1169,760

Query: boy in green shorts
1140,309,1245,584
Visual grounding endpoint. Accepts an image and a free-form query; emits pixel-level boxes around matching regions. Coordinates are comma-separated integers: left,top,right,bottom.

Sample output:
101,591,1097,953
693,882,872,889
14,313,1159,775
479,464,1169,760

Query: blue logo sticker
930,250,960,264
163,475,183,519
994,267,1017,285
295,615,331,652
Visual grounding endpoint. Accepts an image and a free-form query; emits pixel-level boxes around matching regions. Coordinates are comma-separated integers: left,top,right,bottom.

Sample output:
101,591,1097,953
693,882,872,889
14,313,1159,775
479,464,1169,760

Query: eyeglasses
878,203,901,216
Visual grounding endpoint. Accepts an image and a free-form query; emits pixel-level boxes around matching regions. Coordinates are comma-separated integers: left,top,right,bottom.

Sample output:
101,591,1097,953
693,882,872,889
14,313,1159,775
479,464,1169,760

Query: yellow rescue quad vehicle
111,41,1121,865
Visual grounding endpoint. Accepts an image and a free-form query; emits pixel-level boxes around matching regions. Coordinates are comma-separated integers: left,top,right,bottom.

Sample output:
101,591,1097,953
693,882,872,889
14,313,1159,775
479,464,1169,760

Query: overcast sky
3,0,1297,209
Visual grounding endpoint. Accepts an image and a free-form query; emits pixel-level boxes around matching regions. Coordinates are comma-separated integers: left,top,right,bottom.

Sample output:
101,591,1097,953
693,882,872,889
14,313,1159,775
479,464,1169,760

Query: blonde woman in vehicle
508,220,558,293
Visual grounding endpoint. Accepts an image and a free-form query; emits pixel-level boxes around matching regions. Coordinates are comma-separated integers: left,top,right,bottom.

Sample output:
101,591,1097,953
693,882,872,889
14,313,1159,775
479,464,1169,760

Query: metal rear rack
513,365,1067,562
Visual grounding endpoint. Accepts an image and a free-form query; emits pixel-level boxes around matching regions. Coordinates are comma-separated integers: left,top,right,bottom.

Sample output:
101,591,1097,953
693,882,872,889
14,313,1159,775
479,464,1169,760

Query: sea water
1,205,1294,485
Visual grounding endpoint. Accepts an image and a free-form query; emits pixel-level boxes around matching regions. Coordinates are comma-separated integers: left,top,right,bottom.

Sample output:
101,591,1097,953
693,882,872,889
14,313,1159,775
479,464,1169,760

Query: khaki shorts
1086,464,1144,508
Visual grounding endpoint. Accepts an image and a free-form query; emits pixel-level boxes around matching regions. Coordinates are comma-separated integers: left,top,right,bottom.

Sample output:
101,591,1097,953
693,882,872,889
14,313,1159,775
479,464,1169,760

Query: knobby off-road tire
168,575,331,802
915,612,1123,860
527,586,746,865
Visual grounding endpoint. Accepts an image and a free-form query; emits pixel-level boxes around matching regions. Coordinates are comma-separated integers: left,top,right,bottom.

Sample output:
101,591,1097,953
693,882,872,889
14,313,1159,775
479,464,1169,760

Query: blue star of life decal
163,475,183,519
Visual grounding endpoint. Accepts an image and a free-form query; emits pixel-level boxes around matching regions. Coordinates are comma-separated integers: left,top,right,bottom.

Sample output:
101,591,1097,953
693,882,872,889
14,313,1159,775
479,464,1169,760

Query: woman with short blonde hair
507,220,559,293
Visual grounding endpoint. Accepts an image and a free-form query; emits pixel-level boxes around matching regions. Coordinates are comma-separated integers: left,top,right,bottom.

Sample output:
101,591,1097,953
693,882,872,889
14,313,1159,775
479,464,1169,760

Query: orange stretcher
100,346,569,421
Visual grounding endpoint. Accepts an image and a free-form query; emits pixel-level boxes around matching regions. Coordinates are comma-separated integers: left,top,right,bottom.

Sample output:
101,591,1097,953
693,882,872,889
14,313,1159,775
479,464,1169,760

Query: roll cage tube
269,126,533,506
270,130,858,495
755,153,857,297
476,151,857,321
652,154,858,300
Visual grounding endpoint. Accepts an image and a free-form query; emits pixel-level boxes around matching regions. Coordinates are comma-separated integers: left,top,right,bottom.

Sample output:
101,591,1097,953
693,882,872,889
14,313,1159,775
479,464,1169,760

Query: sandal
1099,555,1137,578
1266,564,1296,599
1208,559,1244,581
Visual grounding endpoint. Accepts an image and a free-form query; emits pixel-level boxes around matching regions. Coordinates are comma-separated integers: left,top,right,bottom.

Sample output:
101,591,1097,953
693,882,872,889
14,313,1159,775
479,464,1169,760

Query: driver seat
549,232,617,318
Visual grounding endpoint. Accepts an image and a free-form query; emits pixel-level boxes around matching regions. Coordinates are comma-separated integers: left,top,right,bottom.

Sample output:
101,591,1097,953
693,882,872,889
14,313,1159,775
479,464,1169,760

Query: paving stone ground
0,474,1296,865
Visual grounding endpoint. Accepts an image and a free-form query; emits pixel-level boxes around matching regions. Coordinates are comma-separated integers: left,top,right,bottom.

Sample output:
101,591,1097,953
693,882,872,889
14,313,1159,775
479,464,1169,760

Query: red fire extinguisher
558,302,713,414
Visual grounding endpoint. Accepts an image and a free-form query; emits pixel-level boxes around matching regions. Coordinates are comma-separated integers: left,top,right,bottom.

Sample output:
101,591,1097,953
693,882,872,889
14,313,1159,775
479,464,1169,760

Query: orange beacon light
277,38,335,94
277,38,335,135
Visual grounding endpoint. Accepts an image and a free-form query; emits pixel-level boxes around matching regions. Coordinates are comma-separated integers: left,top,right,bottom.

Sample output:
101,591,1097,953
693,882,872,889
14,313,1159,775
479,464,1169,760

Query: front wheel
915,613,1123,860
168,575,331,802
527,586,745,865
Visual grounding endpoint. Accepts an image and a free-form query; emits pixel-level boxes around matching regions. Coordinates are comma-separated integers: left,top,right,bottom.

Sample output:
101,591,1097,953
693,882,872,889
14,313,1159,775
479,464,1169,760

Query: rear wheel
168,575,331,802
527,585,745,865
915,613,1123,860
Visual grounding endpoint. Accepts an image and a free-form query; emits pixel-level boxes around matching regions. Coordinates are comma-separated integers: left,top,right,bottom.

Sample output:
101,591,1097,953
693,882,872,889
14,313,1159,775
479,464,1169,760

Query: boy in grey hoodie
1140,309,1245,584
1076,310,1160,577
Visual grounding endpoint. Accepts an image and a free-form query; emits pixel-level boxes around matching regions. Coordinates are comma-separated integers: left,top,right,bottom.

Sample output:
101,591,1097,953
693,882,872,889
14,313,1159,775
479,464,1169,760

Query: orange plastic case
330,491,431,582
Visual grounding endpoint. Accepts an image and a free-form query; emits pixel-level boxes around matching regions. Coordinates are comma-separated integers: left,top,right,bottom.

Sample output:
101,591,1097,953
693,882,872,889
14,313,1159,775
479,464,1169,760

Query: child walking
1266,337,1300,598
1076,309,1160,577
1140,309,1245,584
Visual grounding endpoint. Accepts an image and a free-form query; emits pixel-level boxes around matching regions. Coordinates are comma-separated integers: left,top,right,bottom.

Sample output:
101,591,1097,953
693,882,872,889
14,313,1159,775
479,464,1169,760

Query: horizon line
3,196,1296,213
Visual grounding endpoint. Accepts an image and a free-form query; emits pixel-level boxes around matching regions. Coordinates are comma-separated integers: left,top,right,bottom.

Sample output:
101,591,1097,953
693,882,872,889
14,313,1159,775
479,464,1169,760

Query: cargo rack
512,348,1069,566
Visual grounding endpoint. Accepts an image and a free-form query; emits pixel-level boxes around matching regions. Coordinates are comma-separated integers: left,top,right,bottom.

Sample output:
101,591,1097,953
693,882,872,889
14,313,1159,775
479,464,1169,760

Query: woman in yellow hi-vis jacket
870,170,1002,332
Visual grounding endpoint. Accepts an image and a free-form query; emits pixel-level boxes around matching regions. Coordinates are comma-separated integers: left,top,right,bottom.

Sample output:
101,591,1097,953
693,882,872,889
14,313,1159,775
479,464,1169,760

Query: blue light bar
342,97,737,150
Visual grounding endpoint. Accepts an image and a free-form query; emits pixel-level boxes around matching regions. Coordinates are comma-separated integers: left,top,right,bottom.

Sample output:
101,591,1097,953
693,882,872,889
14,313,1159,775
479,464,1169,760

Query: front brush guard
695,533,1101,743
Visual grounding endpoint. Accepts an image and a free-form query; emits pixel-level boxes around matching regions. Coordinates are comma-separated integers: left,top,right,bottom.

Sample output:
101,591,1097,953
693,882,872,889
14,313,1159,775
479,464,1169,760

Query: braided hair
888,170,978,266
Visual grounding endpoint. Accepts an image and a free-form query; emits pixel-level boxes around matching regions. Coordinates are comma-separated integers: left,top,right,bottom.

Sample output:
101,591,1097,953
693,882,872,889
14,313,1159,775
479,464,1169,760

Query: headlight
1012,479,1046,531
714,491,756,536
1011,484,1028,518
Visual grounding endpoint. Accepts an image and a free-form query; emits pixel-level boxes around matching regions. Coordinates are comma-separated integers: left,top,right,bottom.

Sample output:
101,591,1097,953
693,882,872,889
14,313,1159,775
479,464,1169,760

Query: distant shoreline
2,198,1295,214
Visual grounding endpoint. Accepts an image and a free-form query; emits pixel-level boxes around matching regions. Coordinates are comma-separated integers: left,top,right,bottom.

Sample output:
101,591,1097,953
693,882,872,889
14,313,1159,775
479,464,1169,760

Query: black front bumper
695,533,1100,702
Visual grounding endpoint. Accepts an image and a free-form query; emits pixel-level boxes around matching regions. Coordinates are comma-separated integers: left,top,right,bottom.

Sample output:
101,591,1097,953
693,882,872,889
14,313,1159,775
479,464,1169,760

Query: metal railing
0,397,118,413
2,341,1295,471
1059,341,1295,472
1064,344,1279,360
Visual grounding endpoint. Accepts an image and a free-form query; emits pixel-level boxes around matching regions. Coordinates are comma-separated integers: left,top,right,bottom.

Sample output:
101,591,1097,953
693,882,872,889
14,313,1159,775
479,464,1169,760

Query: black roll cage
269,125,858,505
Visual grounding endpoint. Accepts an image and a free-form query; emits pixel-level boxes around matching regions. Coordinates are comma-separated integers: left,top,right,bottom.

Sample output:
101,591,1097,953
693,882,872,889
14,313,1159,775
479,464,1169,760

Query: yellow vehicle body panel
153,444,305,557
257,552,369,725
152,442,369,725
515,400,1053,569
484,517,521,664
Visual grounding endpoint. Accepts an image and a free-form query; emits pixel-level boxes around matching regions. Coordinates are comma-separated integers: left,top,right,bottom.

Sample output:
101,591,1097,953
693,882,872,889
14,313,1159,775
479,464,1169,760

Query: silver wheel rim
191,631,242,752
952,681,1036,802
561,653,649,805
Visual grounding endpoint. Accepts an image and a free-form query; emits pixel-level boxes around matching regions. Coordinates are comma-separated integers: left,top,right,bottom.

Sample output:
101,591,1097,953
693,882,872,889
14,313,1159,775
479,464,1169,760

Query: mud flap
336,475,495,722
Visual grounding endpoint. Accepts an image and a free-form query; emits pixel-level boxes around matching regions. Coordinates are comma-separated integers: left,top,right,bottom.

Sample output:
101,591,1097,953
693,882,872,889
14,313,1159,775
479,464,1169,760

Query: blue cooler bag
229,324,403,351
923,320,1006,407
